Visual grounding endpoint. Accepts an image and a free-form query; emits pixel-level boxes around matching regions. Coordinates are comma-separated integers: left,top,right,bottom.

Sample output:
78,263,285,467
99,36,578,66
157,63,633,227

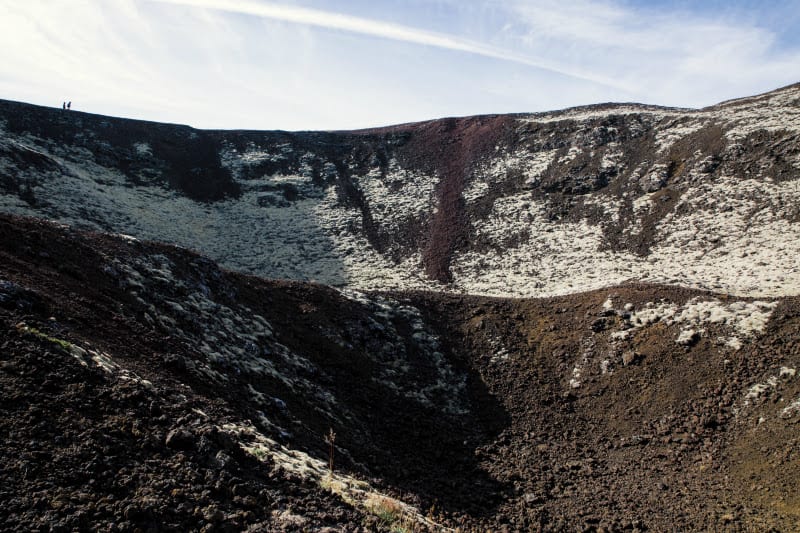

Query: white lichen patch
781,397,800,418
654,118,706,152
600,147,623,171
133,142,152,156
627,301,679,327
451,192,642,297
607,296,777,349
464,148,557,204
745,378,778,404
710,88,800,139
676,328,703,345
645,175,800,297
309,184,438,291
356,160,434,231
610,330,631,342
522,149,559,185
520,105,683,125
632,191,657,215
672,298,779,337
567,339,596,389
569,366,582,389
220,421,449,531
0,135,436,291
462,178,490,204
581,194,623,224
725,337,743,351
558,146,582,165
219,142,297,179
112,232,139,243
68,343,153,388
490,347,510,364
742,366,795,407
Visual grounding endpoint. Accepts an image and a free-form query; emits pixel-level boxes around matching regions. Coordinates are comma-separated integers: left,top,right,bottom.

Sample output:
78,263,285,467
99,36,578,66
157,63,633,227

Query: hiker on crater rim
67,101,71,110
62,102,66,110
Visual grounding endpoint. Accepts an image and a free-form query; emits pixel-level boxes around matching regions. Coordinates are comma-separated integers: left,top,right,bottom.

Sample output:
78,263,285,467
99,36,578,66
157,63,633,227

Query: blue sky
1,0,798,130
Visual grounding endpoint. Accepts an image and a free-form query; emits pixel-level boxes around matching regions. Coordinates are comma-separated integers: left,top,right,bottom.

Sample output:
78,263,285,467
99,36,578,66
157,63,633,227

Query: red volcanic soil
385,115,518,282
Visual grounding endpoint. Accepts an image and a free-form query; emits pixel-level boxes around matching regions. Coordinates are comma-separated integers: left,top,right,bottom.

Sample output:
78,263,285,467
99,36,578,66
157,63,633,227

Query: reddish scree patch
386,115,517,282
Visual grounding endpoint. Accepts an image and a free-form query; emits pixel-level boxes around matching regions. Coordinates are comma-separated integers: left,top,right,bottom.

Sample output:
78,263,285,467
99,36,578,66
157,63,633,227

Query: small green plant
249,446,269,461
16,323,72,351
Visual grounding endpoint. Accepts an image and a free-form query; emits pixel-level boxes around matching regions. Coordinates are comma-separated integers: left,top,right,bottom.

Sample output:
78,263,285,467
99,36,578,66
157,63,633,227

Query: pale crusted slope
452,83,800,297
0,84,798,297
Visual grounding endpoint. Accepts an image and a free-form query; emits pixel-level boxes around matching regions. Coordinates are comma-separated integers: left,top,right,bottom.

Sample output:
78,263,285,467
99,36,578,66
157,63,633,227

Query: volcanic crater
1,84,800,531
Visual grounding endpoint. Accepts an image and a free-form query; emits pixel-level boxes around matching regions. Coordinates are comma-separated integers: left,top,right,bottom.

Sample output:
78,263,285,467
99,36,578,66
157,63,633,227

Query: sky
0,0,798,130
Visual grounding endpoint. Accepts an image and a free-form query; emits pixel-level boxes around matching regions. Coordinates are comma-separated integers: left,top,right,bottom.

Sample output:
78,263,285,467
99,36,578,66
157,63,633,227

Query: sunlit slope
1,83,798,297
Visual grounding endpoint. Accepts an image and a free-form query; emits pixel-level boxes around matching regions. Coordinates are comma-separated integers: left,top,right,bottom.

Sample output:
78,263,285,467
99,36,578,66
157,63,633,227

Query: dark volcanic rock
165,428,195,450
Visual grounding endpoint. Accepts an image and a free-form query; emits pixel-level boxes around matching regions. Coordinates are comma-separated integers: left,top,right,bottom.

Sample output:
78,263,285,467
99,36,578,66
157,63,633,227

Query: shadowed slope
1,214,798,531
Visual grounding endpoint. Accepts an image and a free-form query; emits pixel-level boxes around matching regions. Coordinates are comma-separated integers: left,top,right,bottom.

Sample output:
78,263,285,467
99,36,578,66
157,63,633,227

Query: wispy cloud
1,0,797,130
502,0,800,105
152,0,800,109
150,0,632,91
